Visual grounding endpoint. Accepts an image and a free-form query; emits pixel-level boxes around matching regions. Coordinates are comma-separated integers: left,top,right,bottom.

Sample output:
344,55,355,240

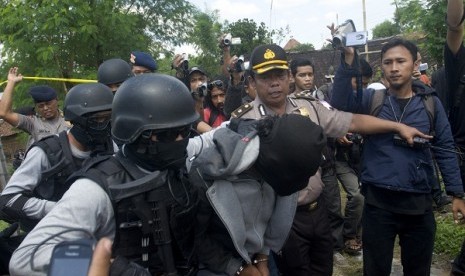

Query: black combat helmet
112,73,199,144
97,58,134,85
64,83,114,127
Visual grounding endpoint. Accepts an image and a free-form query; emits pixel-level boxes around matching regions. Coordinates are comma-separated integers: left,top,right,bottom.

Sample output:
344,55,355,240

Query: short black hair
380,38,418,62
290,58,315,77
359,58,373,78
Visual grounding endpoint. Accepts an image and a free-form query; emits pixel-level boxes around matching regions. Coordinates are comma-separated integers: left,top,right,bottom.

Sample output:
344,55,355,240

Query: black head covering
254,114,326,196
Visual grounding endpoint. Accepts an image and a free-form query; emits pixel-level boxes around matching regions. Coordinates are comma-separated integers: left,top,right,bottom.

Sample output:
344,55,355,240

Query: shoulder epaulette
231,102,253,118
293,90,317,101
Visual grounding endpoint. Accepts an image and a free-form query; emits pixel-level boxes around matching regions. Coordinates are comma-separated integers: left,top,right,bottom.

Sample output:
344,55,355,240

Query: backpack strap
420,94,436,136
368,89,436,135
368,89,388,117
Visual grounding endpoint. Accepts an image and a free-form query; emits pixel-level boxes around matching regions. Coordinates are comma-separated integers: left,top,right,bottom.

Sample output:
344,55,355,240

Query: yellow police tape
0,76,97,86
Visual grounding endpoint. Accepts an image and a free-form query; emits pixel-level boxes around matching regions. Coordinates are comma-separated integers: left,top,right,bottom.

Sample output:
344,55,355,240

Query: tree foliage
393,0,424,33
224,19,273,57
372,20,400,39
187,10,223,77
291,43,316,52
417,0,448,65
371,0,449,65
0,0,195,99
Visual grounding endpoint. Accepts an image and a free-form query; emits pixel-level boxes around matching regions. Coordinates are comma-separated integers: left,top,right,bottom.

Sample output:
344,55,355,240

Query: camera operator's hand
326,23,355,66
219,34,232,76
171,54,184,70
337,134,353,146
328,22,338,36
88,238,112,276
229,55,245,86
218,33,231,50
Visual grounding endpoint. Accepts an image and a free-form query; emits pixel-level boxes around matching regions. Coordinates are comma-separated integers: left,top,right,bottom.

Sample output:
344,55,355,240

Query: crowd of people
0,1,464,275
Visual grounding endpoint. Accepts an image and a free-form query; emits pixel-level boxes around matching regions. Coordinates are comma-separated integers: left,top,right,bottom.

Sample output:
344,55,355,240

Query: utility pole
270,0,274,43
362,0,369,61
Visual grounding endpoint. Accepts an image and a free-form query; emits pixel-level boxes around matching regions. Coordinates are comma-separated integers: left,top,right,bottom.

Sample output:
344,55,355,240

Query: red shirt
203,107,226,128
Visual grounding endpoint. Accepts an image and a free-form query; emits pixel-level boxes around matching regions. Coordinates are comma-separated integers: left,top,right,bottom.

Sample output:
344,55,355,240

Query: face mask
70,123,111,151
126,138,189,171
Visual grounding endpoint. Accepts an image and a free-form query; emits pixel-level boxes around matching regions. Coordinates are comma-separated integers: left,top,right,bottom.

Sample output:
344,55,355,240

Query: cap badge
264,49,276,60
130,53,136,64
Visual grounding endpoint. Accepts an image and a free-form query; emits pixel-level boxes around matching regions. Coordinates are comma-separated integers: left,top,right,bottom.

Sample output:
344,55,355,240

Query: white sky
187,0,396,49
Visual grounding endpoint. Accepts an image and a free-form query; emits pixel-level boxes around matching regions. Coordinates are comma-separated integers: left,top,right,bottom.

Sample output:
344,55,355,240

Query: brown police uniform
17,114,69,149
232,91,353,276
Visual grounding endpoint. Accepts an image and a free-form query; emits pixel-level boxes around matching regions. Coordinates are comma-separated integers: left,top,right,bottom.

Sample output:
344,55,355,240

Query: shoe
434,195,452,210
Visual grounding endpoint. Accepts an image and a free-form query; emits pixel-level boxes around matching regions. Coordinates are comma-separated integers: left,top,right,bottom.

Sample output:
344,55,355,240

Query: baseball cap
129,51,158,72
189,66,207,76
249,44,289,74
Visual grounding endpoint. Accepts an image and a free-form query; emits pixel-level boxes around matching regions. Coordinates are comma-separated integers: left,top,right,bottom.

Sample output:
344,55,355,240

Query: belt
296,200,318,212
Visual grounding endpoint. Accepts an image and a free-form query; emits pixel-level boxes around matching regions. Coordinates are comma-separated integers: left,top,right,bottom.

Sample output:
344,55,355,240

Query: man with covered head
192,114,326,276
231,44,430,275
9,74,217,276
0,68,69,149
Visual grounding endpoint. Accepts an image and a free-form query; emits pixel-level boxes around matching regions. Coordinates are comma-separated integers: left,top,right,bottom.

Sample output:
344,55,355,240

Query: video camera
346,133,363,144
194,82,208,98
181,53,189,71
332,19,368,48
223,33,241,46
234,55,249,72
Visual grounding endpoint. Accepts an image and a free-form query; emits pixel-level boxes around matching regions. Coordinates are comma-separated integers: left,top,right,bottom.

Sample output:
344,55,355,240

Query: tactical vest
67,152,198,275
30,131,82,201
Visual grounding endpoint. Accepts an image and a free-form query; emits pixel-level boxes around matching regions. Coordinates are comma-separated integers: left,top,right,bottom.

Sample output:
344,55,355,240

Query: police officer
0,67,69,150
231,44,430,275
9,74,216,275
129,51,158,75
0,82,114,273
97,58,134,93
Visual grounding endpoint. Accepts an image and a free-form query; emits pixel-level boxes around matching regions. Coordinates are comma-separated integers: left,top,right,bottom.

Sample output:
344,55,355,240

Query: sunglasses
142,125,192,142
87,111,112,130
207,80,224,91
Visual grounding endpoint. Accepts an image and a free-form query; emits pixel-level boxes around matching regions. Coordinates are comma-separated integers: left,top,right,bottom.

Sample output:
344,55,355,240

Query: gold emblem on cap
130,53,136,64
264,49,276,60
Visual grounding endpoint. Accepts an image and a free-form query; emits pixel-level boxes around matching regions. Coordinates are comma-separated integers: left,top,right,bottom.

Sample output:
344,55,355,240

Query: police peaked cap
249,44,289,74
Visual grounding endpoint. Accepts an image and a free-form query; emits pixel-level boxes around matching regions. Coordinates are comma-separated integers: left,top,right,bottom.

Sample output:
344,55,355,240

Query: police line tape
0,76,97,86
